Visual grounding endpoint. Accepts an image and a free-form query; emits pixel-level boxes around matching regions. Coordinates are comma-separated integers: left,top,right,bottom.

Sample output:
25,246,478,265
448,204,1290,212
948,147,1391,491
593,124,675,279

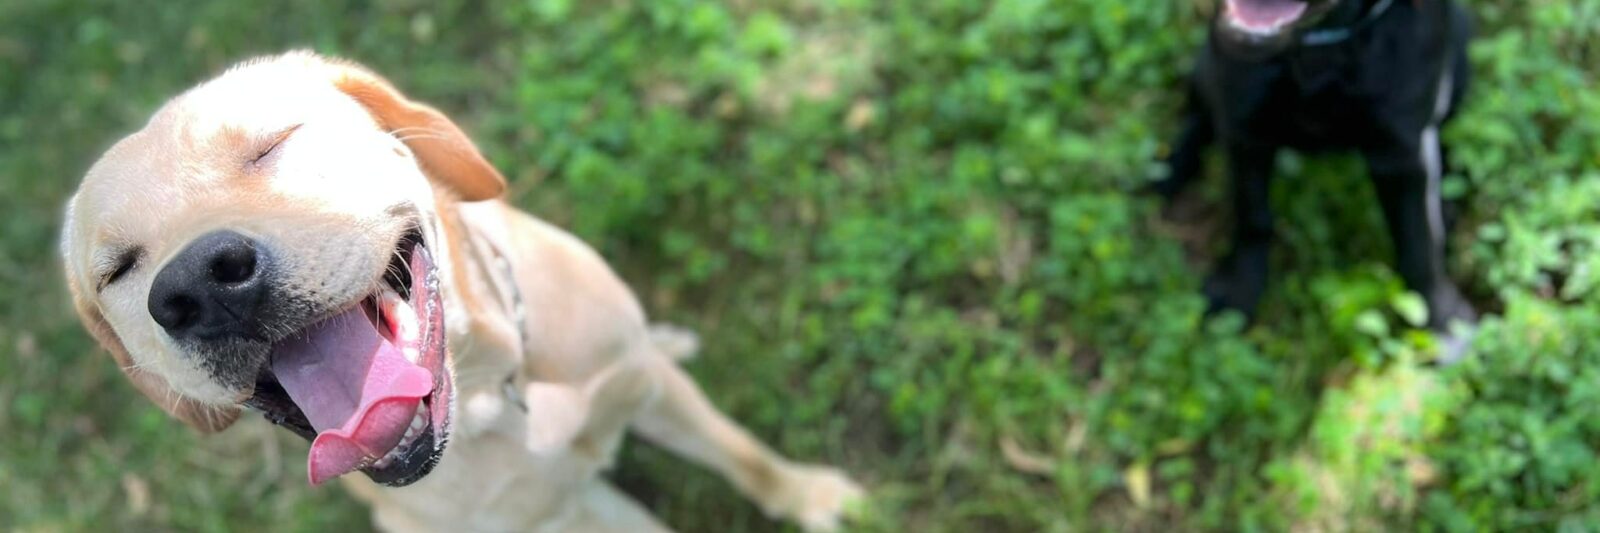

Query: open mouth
244,228,452,487
1224,0,1310,34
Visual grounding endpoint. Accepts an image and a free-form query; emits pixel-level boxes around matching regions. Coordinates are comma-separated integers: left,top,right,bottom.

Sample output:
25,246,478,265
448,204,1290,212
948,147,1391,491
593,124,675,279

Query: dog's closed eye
96,247,142,293
250,124,303,166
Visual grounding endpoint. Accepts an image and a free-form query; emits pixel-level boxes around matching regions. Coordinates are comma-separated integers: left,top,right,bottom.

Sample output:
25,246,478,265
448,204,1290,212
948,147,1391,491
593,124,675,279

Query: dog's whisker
396,251,414,279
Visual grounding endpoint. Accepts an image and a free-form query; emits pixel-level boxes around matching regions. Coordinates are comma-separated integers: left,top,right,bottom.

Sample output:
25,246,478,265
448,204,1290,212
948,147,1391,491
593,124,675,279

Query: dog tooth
378,288,423,363
385,291,421,338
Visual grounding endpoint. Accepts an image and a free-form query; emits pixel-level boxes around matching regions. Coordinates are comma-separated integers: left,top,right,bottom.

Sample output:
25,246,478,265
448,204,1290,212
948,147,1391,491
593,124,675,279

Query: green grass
2,1,1598,531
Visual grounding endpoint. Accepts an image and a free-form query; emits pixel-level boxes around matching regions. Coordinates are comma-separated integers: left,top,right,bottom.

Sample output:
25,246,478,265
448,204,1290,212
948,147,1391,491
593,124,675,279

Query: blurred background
2,0,1598,530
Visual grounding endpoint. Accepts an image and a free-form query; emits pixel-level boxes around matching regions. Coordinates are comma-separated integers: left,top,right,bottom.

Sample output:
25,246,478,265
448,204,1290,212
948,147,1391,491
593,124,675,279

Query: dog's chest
344,202,658,531
352,427,616,532
1271,87,1377,150
1215,52,1402,152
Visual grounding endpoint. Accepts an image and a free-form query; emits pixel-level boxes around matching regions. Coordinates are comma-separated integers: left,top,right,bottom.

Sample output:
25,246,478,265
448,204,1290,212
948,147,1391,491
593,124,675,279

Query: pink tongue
270,306,433,485
1230,0,1307,26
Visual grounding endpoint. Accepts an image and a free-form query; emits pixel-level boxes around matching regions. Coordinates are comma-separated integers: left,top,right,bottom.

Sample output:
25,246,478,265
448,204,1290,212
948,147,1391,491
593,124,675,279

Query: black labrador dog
1156,0,1476,341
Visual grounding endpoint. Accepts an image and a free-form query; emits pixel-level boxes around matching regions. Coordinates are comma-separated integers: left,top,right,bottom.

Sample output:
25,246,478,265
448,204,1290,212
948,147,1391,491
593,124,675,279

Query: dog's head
1212,0,1357,57
60,51,504,487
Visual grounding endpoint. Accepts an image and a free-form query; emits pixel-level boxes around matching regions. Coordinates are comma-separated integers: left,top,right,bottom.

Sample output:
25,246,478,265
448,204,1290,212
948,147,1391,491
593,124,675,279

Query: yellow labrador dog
60,51,861,531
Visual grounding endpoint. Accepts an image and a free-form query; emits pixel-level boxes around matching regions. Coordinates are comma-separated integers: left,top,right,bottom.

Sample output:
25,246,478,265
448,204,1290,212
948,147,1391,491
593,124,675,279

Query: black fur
1156,0,1476,330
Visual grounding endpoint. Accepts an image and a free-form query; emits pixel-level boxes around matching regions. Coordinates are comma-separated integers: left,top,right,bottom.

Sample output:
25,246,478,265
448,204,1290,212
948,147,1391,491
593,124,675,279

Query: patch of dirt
1151,188,1225,270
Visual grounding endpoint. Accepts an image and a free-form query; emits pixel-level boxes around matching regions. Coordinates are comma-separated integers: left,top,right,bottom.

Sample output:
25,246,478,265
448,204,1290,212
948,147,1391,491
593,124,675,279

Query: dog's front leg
629,354,862,532
1154,73,1216,201
1206,141,1278,319
1363,138,1475,331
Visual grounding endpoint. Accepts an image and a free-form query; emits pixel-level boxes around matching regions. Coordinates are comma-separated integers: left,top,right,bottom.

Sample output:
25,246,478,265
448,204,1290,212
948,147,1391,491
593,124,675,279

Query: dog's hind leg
628,354,862,532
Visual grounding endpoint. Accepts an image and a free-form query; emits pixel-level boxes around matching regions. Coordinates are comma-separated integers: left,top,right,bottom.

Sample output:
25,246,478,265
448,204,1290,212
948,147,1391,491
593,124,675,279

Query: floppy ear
68,279,240,433
322,57,507,202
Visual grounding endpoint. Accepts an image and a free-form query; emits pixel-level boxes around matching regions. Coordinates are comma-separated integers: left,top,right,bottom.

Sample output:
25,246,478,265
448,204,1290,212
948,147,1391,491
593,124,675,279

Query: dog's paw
763,463,865,533
647,323,701,362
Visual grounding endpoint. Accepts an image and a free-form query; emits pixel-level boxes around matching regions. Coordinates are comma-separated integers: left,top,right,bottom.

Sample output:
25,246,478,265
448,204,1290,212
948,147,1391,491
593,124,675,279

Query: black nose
148,230,271,343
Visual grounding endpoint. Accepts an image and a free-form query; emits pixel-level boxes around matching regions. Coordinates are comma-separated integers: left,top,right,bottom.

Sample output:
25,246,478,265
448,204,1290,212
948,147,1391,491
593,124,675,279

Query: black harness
1299,0,1396,46
1289,0,1397,92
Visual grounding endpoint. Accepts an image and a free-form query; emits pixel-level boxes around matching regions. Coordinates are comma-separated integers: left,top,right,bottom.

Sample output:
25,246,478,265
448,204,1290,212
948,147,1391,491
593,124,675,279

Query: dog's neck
1298,0,1398,48
428,195,548,443
1316,0,1369,30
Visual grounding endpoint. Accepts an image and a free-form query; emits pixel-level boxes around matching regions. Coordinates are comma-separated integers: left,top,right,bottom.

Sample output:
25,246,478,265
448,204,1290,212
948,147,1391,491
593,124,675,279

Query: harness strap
467,229,532,413
1300,0,1396,46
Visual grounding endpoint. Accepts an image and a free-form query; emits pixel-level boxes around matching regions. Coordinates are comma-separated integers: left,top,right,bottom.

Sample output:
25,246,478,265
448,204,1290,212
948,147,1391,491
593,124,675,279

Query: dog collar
1300,0,1395,46
468,228,533,414
495,249,531,413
